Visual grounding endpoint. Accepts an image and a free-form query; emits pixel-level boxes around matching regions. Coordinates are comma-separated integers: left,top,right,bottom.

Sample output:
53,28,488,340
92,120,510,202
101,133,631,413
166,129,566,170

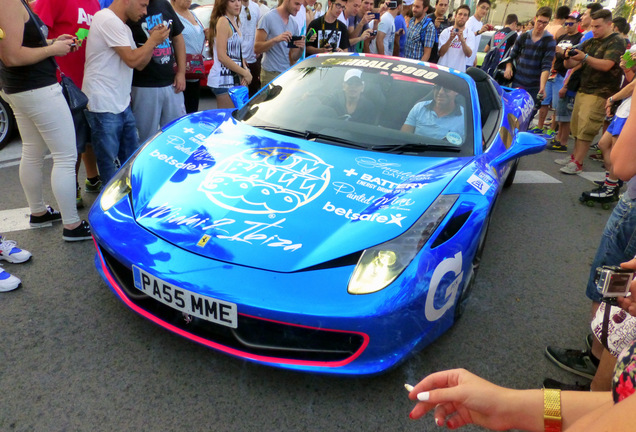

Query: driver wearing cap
331,69,377,123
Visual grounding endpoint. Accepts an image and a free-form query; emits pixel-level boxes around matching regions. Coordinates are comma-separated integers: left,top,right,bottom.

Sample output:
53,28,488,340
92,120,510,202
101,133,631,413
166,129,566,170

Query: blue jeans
84,106,139,184
586,193,636,302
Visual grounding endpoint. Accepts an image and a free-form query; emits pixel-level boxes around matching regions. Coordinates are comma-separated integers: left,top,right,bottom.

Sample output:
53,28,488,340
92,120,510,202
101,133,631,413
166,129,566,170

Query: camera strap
601,298,616,351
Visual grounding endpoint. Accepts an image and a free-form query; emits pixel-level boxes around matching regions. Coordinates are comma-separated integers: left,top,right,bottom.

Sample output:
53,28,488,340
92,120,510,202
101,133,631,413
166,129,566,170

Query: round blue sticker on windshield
446,132,462,145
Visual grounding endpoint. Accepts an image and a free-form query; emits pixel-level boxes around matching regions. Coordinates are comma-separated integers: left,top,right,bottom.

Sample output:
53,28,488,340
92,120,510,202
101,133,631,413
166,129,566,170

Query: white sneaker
560,161,583,175
0,266,21,292
555,155,574,166
0,236,32,264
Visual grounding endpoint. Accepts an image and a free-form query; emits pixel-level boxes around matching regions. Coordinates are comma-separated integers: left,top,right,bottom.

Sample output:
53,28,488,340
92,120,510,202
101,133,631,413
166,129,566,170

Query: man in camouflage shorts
556,9,625,175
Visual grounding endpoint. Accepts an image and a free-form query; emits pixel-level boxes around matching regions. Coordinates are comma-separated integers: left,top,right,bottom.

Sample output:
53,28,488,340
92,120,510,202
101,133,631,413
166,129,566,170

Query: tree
500,0,518,24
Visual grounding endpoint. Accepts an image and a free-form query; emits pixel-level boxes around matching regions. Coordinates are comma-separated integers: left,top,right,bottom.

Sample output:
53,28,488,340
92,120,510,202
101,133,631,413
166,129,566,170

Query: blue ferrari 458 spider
89,53,546,375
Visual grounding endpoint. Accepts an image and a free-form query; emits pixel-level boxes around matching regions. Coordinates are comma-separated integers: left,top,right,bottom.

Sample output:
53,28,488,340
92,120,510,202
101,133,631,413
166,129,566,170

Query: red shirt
33,0,101,88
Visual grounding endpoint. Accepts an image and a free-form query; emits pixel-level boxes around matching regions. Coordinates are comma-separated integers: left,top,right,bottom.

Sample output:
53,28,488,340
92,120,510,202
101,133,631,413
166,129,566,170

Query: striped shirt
509,30,556,90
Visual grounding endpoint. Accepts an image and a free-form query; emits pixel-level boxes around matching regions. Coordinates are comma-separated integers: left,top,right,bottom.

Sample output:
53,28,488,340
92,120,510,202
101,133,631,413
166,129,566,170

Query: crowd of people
2,0,636,428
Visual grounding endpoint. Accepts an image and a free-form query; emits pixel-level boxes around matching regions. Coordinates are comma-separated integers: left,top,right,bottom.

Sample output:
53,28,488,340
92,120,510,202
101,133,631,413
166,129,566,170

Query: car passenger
400,85,464,143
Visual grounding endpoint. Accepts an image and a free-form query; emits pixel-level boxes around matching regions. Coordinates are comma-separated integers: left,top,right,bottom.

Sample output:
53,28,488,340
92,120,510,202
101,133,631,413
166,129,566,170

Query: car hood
132,113,469,272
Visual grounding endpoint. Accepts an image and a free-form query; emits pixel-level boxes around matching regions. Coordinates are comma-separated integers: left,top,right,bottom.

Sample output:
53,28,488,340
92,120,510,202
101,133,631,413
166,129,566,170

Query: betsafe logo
149,150,212,172
322,201,407,227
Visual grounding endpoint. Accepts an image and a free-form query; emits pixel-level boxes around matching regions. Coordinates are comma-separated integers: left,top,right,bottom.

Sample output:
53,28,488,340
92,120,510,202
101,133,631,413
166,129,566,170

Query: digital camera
595,265,634,298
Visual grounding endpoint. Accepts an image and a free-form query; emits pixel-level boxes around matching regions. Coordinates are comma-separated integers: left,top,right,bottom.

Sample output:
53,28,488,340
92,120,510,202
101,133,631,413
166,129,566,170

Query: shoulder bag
20,0,88,112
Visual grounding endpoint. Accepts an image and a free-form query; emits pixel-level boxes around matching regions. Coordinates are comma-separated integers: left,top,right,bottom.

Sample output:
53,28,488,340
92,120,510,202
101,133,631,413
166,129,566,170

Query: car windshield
234,55,475,156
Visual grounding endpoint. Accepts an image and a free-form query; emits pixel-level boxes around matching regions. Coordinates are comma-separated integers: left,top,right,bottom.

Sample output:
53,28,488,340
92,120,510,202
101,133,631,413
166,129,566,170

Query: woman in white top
172,0,207,113
207,0,252,109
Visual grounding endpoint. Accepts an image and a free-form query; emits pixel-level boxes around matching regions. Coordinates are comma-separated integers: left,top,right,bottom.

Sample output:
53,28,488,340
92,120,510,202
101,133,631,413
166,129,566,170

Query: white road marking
0,207,31,234
578,172,606,184
514,171,561,184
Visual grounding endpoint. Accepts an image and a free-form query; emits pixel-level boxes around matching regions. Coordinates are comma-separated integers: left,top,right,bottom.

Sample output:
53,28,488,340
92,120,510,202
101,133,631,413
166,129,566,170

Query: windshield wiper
254,126,367,148
255,125,308,138
304,131,367,148
372,143,462,153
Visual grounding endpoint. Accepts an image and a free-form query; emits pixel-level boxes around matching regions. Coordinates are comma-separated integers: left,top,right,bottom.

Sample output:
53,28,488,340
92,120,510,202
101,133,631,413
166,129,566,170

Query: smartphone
386,1,397,8
306,28,316,41
166,19,173,30
287,35,303,48
372,12,380,19
623,51,635,69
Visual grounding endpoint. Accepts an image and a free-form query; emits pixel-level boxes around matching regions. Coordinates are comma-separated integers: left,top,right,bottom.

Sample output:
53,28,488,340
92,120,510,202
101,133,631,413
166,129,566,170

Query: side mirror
228,86,249,110
491,131,546,168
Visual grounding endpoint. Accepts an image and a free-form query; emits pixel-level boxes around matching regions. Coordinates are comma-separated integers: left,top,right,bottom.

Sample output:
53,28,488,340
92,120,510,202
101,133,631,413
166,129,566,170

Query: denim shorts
586,192,636,302
555,95,575,122
211,87,230,96
542,74,565,107
606,116,628,137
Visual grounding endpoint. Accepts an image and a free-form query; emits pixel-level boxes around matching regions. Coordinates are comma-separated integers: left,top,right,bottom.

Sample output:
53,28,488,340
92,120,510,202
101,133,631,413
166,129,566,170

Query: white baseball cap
344,69,363,83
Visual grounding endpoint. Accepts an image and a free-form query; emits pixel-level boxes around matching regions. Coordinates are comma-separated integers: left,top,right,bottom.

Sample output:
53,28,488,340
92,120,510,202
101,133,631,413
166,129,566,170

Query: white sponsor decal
342,168,426,193
199,147,332,214
425,252,463,321
150,150,212,171
165,135,196,155
139,203,302,251
332,182,415,210
322,202,406,227
467,171,495,195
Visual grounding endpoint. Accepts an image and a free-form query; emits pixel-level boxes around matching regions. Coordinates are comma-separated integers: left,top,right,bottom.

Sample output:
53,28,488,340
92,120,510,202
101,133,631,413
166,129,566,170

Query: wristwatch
609,96,614,103
544,389,562,432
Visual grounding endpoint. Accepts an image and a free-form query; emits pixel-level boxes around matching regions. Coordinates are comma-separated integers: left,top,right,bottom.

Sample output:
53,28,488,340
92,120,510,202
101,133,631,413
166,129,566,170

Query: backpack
482,30,516,77
420,16,437,46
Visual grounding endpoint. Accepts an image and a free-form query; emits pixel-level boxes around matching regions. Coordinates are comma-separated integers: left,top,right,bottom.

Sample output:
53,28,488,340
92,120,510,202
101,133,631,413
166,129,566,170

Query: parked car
89,53,546,375
476,30,495,67
0,95,17,150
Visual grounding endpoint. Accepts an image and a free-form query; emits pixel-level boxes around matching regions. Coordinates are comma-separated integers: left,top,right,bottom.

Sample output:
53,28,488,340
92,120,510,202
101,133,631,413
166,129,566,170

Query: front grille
100,246,365,363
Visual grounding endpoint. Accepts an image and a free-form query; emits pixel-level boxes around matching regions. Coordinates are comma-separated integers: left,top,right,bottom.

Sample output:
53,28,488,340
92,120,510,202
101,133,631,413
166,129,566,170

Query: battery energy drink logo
199,147,332,214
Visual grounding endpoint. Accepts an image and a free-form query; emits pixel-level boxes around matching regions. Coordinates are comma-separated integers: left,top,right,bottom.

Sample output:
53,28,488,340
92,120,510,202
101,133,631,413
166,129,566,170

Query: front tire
0,96,17,151
503,159,519,188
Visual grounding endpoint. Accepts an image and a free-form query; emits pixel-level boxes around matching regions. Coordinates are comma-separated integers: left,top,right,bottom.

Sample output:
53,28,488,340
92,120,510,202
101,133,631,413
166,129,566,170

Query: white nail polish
417,392,430,401
404,384,414,392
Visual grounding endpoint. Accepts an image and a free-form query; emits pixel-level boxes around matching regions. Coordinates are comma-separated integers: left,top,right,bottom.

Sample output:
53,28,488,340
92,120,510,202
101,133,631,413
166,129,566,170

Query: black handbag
59,73,89,112
21,0,88,112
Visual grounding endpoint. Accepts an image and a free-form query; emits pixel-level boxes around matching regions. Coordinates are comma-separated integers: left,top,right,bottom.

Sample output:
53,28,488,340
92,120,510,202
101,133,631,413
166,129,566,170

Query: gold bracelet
543,388,562,432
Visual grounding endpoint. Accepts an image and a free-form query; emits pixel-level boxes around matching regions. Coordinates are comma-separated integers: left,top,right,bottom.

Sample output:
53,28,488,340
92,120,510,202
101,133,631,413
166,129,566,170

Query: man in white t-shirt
437,4,474,72
82,0,169,183
291,0,317,61
465,0,491,68
370,0,401,55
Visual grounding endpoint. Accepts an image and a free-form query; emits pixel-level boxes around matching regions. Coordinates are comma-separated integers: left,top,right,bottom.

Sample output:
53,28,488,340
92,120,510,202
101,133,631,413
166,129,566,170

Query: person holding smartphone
436,4,474,72
369,0,401,56
306,0,350,54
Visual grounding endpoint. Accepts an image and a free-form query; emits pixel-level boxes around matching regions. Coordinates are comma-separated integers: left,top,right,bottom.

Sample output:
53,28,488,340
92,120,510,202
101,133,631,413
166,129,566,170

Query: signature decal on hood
139,203,302,251
199,147,332,214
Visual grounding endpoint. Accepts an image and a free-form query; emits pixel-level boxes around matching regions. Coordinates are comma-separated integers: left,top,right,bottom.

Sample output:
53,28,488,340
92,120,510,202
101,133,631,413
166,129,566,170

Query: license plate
132,265,237,328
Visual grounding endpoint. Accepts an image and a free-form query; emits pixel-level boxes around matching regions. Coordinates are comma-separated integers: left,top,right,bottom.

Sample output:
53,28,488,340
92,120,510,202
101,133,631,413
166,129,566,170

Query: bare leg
590,348,617,391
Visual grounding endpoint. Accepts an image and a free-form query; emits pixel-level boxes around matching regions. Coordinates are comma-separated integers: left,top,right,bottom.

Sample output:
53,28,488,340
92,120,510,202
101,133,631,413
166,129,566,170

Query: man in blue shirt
401,85,465,143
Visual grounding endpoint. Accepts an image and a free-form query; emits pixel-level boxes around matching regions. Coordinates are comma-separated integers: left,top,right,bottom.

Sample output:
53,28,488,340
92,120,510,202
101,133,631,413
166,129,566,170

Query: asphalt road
0,96,613,431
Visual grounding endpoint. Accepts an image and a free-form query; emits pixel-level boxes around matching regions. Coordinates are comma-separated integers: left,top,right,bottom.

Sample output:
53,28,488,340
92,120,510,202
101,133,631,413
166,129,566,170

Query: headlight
348,195,458,295
100,162,132,211
99,131,162,211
